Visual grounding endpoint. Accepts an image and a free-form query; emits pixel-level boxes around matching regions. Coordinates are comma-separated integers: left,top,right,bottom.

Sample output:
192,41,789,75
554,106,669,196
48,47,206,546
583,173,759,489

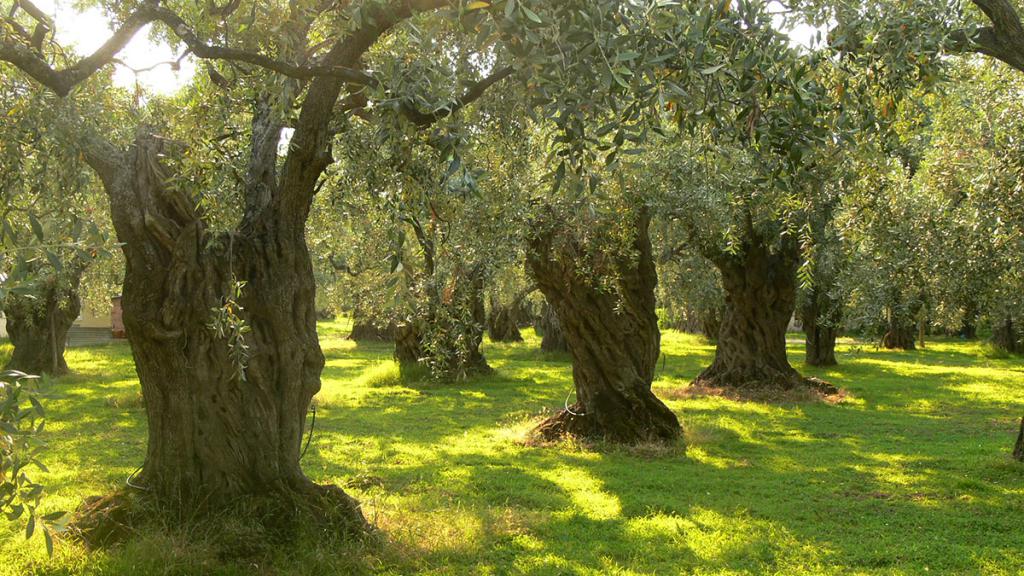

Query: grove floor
2,322,1023,575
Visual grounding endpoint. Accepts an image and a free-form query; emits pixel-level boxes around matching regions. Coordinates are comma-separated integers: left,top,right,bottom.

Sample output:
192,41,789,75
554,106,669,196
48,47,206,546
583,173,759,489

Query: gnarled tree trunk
698,306,722,341
526,210,679,444
83,129,365,530
3,262,86,376
800,285,839,367
488,287,535,343
462,264,490,372
349,309,396,342
394,321,424,365
694,233,807,390
535,300,569,353
992,316,1019,354
488,296,523,342
882,322,916,350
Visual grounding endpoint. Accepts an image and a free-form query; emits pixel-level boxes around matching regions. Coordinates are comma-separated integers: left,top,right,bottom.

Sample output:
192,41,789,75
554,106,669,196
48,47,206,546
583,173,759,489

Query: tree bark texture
83,130,365,530
800,285,839,367
526,211,680,444
463,265,490,371
992,316,1019,354
1,0,496,536
695,232,807,390
394,321,424,365
488,298,523,342
882,322,917,350
3,262,86,376
535,300,569,353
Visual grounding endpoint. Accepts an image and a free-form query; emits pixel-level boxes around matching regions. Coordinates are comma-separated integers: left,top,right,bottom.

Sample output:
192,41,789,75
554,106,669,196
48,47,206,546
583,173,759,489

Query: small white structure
0,303,117,346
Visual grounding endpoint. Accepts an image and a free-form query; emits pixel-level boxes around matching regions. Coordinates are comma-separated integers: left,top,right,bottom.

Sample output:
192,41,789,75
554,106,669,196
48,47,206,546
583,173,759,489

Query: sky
32,0,196,95
32,2,822,97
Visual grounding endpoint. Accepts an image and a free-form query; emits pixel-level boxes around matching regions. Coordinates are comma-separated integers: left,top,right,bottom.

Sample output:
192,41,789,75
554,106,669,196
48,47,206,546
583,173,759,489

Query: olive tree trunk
396,264,490,377
488,296,524,342
349,309,396,342
1014,416,1024,462
5,0,482,536
488,287,535,343
882,321,917,350
526,211,679,444
800,285,839,367
3,263,86,376
80,132,363,527
992,316,1019,354
694,234,806,390
463,264,490,371
535,300,569,353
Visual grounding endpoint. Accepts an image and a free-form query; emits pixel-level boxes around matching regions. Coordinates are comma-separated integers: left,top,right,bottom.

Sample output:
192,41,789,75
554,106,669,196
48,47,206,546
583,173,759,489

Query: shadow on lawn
15,326,1024,575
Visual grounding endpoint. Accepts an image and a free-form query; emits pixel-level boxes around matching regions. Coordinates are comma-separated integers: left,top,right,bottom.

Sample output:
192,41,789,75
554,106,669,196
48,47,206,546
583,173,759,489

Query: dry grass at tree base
673,376,849,404
1,320,1023,575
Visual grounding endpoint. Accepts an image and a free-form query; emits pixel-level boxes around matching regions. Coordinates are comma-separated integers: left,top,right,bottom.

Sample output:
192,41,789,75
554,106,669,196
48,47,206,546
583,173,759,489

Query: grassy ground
1,321,1023,575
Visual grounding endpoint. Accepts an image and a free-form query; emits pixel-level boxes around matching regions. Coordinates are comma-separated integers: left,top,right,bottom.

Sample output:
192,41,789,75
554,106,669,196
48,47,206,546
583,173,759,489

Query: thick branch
274,0,455,232
400,65,514,126
1,1,158,97
952,0,1024,74
149,7,377,85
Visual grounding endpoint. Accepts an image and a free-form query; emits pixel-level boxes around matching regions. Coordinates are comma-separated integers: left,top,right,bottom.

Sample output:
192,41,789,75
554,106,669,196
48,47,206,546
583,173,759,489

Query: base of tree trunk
684,374,841,404
488,304,524,342
692,361,810,391
882,326,916,350
526,209,679,446
1014,416,1024,462
531,400,680,445
992,318,1020,354
805,325,838,367
535,302,568,353
349,320,396,342
71,480,369,552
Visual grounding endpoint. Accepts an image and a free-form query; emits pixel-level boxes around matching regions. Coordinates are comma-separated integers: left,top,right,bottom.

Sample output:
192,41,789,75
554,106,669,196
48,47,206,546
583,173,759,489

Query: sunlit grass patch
2,321,1024,574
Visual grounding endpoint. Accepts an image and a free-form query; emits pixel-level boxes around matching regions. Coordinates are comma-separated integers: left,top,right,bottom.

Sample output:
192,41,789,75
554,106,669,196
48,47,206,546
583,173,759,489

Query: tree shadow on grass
11,327,1024,575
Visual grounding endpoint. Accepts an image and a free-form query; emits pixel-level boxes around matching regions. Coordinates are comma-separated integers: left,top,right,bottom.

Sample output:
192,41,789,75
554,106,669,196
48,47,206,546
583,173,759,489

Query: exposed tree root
530,401,680,446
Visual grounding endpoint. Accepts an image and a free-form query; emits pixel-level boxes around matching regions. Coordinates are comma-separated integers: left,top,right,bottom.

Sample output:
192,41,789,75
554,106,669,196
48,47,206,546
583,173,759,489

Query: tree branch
399,65,515,126
1,1,159,97
951,0,1024,74
148,7,378,85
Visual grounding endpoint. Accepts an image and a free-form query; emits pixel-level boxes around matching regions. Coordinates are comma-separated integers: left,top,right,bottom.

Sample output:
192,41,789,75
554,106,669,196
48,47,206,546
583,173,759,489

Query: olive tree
1,0,536,525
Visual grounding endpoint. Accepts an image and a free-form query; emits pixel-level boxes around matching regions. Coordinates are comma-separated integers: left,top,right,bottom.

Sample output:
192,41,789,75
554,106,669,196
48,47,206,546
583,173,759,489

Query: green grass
2,323,1024,575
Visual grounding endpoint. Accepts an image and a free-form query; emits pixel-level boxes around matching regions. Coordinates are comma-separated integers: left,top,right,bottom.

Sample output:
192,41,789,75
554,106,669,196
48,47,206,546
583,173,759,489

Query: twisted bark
535,300,569,353
801,285,839,367
526,211,680,444
3,262,86,376
83,133,364,528
694,231,807,390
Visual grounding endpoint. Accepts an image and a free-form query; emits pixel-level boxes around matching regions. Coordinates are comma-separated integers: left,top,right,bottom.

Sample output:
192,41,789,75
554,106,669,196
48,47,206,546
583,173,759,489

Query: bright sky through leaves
33,0,197,95
34,1,819,97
